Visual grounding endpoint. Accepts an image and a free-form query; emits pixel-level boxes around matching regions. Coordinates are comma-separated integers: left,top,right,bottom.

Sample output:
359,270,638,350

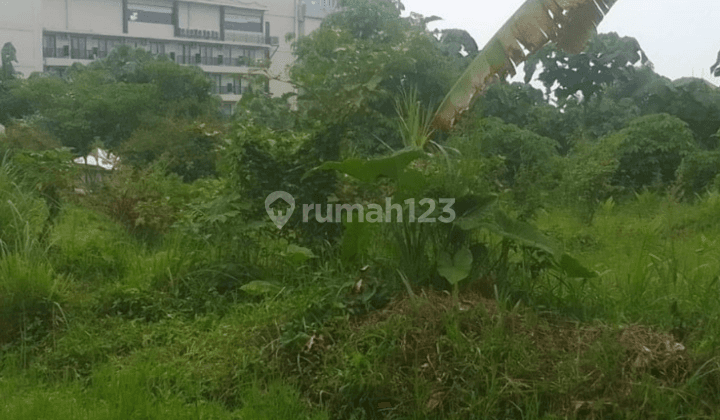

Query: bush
49,206,138,281
119,117,223,182
609,113,697,190
453,117,559,185
0,157,49,251
0,119,61,151
450,117,560,214
676,150,720,197
222,120,340,244
0,254,61,344
560,137,622,223
93,161,190,240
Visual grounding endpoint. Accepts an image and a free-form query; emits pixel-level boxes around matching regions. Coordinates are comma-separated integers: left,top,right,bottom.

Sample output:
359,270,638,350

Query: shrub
609,113,697,190
450,117,560,214
119,117,223,183
452,117,559,186
49,206,138,281
560,137,622,223
0,253,61,344
0,157,49,251
93,161,190,240
676,150,720,198
0,119,61,151
222,120,340,244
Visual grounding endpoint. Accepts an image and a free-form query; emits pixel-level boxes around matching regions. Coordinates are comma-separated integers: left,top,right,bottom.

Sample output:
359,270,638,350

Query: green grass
6,187,720,419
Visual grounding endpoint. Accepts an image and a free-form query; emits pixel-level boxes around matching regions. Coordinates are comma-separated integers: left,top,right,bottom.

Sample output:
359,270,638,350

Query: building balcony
43,48,110,60
210,85,251,95
175,55,269,68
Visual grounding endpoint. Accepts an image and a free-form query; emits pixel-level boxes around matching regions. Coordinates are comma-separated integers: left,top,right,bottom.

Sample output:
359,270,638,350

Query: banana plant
433,0,620,130
712,50,720,77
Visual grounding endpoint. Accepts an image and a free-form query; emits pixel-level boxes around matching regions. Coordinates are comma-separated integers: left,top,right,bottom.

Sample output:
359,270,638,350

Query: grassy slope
3,193,720,418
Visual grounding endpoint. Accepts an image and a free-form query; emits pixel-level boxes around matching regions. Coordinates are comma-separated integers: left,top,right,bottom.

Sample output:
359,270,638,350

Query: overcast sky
403,0,720,83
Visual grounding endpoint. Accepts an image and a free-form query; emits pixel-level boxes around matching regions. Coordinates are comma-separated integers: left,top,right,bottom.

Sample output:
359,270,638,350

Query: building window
225,10,263,33
71,36,88,59
149,42,165,55
97,39,119,58
128,3,173,25
43,34,56,58
199,45,214,65
208,74,221,94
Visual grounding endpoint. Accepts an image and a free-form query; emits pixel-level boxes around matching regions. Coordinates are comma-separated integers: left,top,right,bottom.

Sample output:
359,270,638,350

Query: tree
1,42,17,80
712,50,720,77
290,0,465,153
7,45,219,156
523,33,650,104
606,113,697,190
433,0,620,130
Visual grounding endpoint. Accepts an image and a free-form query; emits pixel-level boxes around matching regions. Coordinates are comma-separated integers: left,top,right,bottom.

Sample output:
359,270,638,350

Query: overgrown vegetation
3,0,720,418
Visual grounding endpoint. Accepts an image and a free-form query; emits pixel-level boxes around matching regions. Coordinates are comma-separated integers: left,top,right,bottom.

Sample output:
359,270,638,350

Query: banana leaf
433,0,619,130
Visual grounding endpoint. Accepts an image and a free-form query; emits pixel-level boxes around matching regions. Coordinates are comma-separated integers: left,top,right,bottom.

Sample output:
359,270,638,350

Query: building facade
0,0,338,114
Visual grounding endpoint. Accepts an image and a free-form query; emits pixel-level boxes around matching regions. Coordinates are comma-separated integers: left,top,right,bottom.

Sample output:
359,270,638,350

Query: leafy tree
604,113,697,190
614,74,720,149
1,42,17,80
7,45,218,156
290,0,465,154
677,149,720,197
523,32,650,104
560,138,621,223
235,92,297,131
119,116,223,182
712,50,720,77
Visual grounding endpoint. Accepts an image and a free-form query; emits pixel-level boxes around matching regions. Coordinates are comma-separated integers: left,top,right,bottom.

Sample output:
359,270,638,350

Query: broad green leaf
486,210,560,256
240,281,282,296
454,194,499,230
557,253,598,278
307,148,426,183
437,247,473,285
283,244,317,265
433,0,619,130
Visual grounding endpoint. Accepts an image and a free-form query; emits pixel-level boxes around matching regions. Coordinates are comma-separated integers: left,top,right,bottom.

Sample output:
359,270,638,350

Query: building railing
210,85,248,95
44,48,110,59
175,55,268,68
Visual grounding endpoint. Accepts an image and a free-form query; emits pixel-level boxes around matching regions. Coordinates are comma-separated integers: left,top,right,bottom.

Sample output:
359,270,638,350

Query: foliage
711,50,720,77
0,118,62,151
49,205,138,281
559,138,621,223
452,117,559,186
222,120,341,243
9,147,78,230
1,42,18,80
676,150,720,197
119,117,223,182
524,32,650,104
92,162,191,240
607,113,697,190
395,88,436,150
291,0,462,154
449,117,560,214
6,45,218,156
433,0,620,130
235,92,297,131
0,154,50,252
0,253,61,345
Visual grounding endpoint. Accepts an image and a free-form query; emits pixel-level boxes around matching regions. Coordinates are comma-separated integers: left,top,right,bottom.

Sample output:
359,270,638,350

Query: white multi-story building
0,0,338,114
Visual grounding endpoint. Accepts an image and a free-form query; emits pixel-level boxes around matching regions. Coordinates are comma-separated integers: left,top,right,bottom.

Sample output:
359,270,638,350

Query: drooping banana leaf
433,0,619,130
711,50,720,77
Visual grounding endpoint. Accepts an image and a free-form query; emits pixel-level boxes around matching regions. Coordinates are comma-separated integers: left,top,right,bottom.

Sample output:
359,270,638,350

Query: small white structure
73,148,119,171
73,148,119,189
